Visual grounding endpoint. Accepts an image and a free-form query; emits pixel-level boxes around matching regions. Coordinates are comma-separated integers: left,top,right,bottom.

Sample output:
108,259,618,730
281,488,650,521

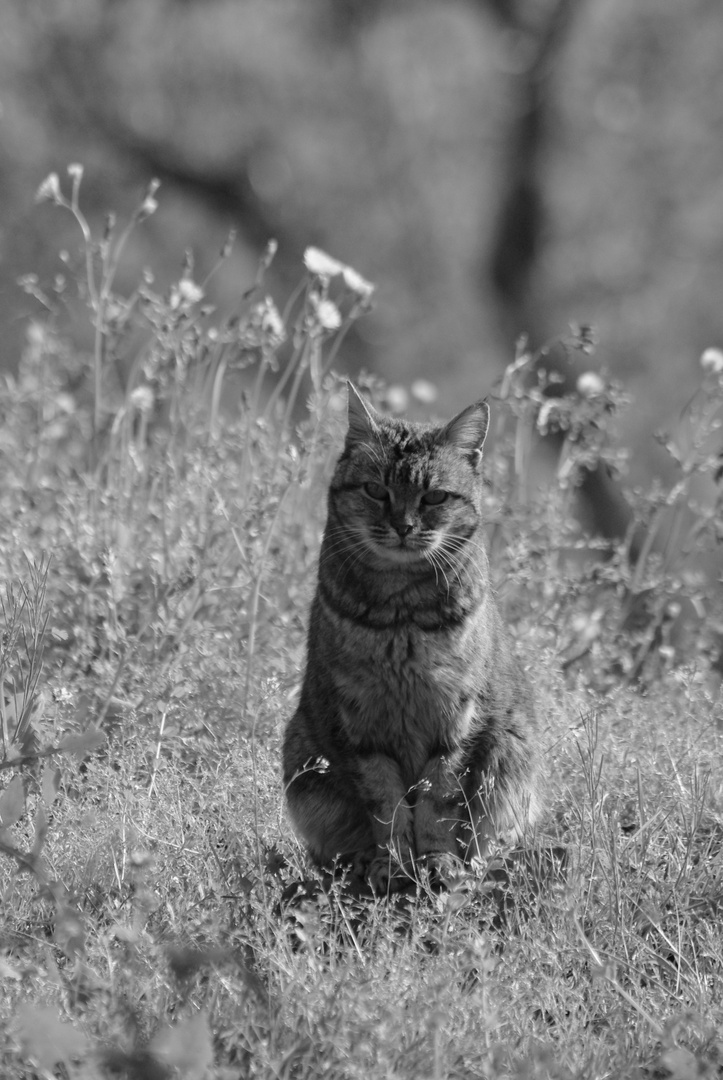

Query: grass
1,169,722,1079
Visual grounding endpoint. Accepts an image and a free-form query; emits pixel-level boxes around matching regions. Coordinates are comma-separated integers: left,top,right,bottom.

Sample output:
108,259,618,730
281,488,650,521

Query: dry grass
0,173,722,1079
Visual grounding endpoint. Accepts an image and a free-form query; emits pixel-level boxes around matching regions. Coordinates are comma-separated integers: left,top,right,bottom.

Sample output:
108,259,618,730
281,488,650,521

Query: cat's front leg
355,754,415,892
413,753,466,880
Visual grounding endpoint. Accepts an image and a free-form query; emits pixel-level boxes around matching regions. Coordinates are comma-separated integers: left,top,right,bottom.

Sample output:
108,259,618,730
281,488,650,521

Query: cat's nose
393,520,414,538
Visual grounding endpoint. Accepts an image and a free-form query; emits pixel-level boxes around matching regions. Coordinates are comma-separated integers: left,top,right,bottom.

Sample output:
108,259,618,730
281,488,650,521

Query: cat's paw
419,851,467,890
366,850,416,895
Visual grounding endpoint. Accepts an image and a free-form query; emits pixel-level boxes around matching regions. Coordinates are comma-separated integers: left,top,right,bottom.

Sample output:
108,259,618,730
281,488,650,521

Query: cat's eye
363,481,389,501
422,489,448,506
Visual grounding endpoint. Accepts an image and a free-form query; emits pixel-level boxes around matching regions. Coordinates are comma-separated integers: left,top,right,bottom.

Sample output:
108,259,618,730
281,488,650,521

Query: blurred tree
1,0,723,505
476,0,582,337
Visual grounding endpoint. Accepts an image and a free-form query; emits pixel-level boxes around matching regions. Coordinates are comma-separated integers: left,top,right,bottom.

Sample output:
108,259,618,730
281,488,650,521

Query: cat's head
328,383,490,567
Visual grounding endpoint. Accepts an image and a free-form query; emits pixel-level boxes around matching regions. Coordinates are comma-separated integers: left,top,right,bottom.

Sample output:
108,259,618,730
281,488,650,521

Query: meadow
0,171,722,1079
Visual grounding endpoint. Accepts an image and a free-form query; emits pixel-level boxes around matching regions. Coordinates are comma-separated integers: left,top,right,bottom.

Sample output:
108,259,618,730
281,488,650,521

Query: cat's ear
440,400,490,467
346,382,381,444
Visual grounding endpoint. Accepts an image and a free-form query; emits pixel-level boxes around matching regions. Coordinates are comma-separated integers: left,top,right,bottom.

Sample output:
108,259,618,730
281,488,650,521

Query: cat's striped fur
283,384,541,891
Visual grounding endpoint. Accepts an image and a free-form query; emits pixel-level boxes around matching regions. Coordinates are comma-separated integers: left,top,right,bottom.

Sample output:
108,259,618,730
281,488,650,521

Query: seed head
700,348,723,374
304,247,344,278
35,173,63,205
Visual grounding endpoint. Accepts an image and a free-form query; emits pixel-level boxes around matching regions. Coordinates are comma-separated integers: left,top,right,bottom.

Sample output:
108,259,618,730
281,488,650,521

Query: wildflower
258,238,278,274
129,849,153,869
170,279,204,309
35,173,62,205
304,247,344,278
577,371,605,398
258,297,286,346
67,163,84,183
536,398,570,435
220,230,236,259
342,264,375,300
411,379,438,404
26,320,49,351
179,279,203,305
136,179,161,222
104,299,126,324
17,274,39,295
536,399,555,434
130,385,155,415
569,323,598,354
386,385,409,413
137,195,159,222
700,347,723,374
312,297,342,331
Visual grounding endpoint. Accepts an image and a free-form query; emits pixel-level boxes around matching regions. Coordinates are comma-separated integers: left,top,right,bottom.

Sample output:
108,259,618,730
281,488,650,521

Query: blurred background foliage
1,0,722,477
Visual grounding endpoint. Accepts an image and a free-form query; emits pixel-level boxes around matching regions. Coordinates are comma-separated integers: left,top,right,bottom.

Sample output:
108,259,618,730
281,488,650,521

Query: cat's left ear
346,381,382,444
440,400,490,467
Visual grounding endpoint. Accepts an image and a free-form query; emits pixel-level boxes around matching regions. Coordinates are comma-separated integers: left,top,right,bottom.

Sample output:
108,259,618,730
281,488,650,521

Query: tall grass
0,170,721,1079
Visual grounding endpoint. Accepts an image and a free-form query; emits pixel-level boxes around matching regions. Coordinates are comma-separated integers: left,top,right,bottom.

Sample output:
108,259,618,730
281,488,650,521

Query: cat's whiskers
326,522,432,574
437,533,487,588
434,546,466,590
442,530,488,566
424,547,453,596
322,526,378,578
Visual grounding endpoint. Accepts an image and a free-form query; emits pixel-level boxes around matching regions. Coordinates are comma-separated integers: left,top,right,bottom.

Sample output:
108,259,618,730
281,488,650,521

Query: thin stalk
228,479,295,726
280,338,312,435
630,503,667,595
261,339,306,423
320,316,355,380
209,353,230,440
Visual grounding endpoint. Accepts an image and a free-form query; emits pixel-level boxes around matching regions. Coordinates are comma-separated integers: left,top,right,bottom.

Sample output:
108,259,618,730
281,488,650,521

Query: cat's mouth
367,534,431,564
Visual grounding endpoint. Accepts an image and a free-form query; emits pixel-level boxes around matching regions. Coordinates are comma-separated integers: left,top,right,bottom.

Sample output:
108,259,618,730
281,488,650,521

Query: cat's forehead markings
387,452,432,490
385,425,429,457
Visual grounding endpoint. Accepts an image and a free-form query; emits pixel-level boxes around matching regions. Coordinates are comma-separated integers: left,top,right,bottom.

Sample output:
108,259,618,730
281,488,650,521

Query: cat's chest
333,621,479,751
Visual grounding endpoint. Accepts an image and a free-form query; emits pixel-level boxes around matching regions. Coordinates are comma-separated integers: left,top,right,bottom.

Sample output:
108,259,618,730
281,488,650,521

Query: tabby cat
283,383,541,891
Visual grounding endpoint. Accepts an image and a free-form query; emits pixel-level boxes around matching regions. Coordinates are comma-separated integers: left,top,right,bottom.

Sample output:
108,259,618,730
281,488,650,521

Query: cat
282,383,541,892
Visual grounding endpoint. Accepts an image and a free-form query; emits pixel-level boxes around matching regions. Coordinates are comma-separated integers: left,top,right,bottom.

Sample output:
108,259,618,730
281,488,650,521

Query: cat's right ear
440,399,490,468
346,382,381,444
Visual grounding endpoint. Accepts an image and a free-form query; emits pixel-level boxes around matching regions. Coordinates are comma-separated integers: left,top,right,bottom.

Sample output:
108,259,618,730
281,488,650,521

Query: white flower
536,399,556,434
386,385,409,413
35,173,62,205
314,298,341,331
304,247,344,278
130,385,155,415
136,179,161,221
26,321,48,349
139,195,159,219
577,372,605,398
700,348,723,374
170,279,204,309
67,163,84,183
259,297,285,344
342,265,375,299
411,379,438,404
